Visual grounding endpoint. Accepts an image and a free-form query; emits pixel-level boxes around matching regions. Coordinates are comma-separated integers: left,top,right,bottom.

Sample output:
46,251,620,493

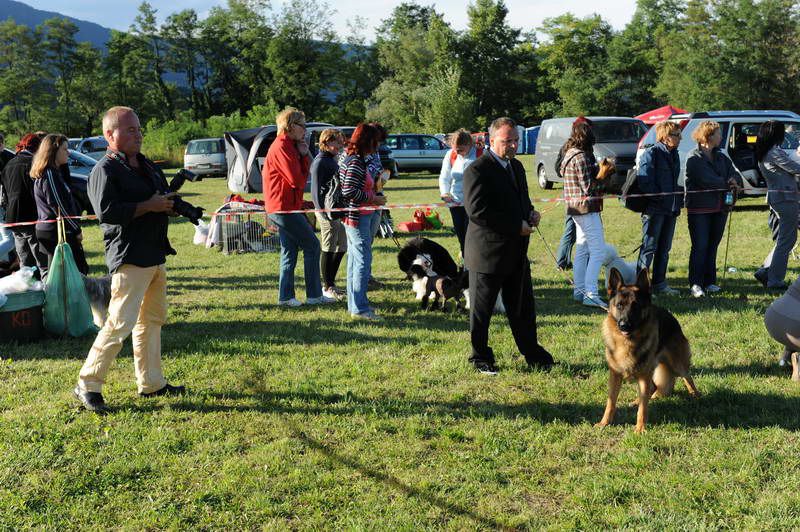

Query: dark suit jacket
1,152,38,224
463,153,533,274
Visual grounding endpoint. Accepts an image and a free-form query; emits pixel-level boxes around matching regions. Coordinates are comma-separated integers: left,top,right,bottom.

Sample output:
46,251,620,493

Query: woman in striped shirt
340,124,387,321
30,133,89,276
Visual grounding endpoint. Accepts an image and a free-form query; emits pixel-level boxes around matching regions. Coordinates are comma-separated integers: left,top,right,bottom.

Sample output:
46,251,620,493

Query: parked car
635,110,800,196
66,149,98,214
68,136,108,160
385,134,449,173
184,137,227,178
536,117,648,193
312,126,398,179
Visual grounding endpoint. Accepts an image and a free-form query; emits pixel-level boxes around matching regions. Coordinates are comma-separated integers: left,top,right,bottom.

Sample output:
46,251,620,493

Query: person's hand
144,192,175,213
728,178,742,192
520,220,532,236
441,193,454,203
296,140,310,157
597,158,616,180
529,209,541,227
372,195,387,206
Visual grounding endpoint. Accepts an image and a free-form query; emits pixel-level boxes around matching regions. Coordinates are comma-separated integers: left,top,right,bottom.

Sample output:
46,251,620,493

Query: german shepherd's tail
652,363,676,396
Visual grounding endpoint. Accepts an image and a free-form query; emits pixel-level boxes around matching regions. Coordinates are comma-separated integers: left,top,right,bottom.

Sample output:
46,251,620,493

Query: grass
1,155,800,529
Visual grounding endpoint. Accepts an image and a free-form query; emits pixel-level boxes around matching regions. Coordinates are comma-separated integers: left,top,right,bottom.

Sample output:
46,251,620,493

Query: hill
0,0,112,49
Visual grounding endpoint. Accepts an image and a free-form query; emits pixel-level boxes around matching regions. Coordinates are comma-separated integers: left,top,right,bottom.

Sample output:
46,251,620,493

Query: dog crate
212,202,280,254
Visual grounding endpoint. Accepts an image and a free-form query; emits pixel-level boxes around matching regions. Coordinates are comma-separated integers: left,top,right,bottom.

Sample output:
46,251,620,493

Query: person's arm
341,159,370,205
276,138,310,190
463,162,519,235
89,163,172,225
684,153,717,190
439,152,453,200
768,146,800,177
637,147,657,193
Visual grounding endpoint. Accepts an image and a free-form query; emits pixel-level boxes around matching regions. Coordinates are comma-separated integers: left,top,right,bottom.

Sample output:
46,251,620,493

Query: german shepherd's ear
608,267,624,295
635,267,651,294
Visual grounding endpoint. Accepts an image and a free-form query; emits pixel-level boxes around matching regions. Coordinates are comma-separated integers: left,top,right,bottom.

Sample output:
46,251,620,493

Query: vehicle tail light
678,119,689,130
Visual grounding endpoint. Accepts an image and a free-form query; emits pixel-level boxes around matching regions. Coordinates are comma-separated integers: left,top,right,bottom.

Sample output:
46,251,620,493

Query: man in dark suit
463,117,554,374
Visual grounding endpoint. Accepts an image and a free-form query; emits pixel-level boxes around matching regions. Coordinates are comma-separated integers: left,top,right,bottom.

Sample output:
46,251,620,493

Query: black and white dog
82,274,112,328
408,263,467,312
398,237,505,314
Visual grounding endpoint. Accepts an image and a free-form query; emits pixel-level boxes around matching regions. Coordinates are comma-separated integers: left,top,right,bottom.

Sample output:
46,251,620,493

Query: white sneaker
690,285,705,298
307,295,336,305
278,298,303,307
705,284,721,293
322,287,340,300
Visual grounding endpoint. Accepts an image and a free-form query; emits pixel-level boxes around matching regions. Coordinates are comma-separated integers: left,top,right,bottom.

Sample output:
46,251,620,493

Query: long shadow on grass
167,273,279,292
148,387,800,430
284,418,512,530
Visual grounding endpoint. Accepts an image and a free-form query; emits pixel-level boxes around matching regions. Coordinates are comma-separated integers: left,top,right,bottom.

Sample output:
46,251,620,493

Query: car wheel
538,165,552,189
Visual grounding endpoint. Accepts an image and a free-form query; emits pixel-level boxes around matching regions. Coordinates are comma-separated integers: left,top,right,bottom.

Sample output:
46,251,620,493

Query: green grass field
2,155,799,529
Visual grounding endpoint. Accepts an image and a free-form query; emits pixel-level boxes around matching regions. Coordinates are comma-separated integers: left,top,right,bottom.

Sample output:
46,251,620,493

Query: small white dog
602,243,637,290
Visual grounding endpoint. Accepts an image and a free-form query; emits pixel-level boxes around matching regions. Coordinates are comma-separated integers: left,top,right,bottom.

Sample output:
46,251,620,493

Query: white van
184,138,227,177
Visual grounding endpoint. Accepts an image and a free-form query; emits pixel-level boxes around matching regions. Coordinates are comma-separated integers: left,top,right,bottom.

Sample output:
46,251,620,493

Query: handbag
43,218,97,337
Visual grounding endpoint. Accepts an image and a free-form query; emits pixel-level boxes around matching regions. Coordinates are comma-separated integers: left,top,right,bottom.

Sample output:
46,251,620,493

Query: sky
26,0,638,41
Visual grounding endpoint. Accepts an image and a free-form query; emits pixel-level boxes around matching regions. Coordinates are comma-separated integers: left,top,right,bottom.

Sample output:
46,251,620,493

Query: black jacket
463,153,533,274
88,152,175,273
309,151,338,210
685,146,739,213
1,151,38,224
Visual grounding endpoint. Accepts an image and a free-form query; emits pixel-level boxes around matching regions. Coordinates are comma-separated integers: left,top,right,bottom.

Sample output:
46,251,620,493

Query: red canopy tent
635,105,688,125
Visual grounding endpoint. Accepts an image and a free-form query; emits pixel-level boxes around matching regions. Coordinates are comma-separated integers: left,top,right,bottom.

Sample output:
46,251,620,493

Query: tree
537,14,615,116
163,9,205,119
130,1,175,118
0,20,44,133
40,17,79,130
71,43,109,136
417,66,476,133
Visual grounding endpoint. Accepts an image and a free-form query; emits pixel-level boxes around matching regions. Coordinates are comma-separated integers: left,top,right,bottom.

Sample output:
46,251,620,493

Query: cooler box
0,290,45,342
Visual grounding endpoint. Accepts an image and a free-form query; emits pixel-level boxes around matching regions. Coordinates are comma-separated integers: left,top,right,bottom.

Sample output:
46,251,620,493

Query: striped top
33,167,81,235
340,154,375,228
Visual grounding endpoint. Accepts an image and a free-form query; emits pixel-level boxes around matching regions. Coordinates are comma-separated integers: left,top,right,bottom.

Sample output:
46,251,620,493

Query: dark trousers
11,226,48,278
637,213,677,290
468,262,547,365
37,230,90,277
556,215,576,268
448,206,468,255
687,212,727,288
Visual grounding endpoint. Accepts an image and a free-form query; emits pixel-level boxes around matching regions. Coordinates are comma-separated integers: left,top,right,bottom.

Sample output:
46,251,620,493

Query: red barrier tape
0,187,741,227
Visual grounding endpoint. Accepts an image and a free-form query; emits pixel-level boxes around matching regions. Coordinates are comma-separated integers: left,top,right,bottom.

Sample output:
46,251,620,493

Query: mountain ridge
1,0,113,49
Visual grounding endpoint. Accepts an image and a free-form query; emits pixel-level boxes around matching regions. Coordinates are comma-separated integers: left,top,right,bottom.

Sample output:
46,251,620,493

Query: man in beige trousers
74,106,185,413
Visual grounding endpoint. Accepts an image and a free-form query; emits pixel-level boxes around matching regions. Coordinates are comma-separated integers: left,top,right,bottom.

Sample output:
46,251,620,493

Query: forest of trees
1,0,798,161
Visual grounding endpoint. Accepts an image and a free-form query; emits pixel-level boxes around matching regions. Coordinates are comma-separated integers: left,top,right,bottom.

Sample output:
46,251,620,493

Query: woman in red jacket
263,107,333,307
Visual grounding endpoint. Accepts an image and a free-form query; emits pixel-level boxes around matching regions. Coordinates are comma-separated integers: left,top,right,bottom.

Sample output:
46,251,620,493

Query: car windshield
69,150,98,166
187,140,222,154
594,121,648,143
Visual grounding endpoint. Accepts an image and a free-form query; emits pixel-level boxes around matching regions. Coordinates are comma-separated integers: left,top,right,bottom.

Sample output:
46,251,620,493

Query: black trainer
474,361,499,375
73,386,109,414
139,383,186,398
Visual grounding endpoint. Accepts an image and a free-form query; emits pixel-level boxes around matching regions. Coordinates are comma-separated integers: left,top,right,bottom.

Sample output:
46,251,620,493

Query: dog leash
721,207,734,283
534,226,608,311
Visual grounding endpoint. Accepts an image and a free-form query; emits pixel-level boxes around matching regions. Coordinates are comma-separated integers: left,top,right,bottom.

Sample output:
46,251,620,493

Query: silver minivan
184,137,227,177
385,134,449,173
535,117,648,193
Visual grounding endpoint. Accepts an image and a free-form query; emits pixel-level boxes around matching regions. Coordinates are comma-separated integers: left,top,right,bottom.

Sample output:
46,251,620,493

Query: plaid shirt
560,147,602,215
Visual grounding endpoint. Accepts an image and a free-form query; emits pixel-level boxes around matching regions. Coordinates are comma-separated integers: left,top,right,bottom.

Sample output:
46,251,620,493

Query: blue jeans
268,213,322,302
0,206,15,262
345,213,375,315
687,211,727,288
637,213,677,290
556,215,576,268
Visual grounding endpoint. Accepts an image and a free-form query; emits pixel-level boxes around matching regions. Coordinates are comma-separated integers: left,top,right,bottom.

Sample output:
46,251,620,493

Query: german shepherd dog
597,267,700,433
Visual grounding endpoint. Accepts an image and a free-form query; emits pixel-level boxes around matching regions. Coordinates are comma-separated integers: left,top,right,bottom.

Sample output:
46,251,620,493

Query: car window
187,140,221,155
594,121,648,143
422,136,441,150
385,136,399,149
401,136,421,150
69,151,97,167
544,125,553,139
782,122,800,149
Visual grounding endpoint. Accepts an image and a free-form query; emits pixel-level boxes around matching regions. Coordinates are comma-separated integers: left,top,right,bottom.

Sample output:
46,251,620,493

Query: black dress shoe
139,383,186,398
525,347,555,371
473,361,499,375
754,268,769,287
73,386,109,413
768,282,789,292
